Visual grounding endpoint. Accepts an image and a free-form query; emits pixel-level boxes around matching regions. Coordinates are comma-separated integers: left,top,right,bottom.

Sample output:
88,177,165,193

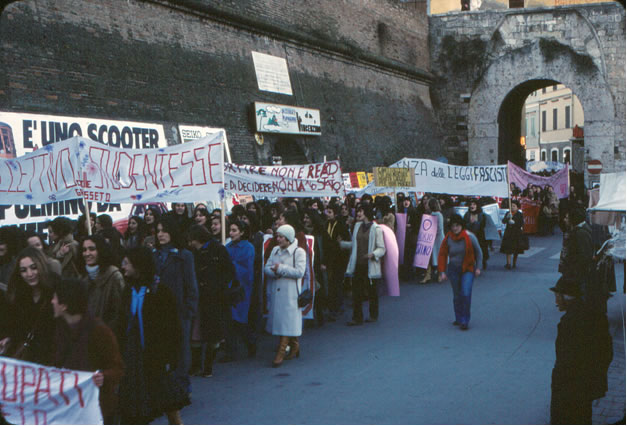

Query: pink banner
379,224,400,296
413,214,437,269
395,213,407,265
508,161,569,198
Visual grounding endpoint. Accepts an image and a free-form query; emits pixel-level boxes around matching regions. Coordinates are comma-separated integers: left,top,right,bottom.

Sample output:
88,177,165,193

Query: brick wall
0,0,442,171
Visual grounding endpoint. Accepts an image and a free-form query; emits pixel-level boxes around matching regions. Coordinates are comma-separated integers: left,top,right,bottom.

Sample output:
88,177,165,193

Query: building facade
523,84,584,170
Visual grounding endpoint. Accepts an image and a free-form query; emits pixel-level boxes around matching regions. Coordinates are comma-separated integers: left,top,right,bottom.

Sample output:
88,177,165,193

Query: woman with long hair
47,216,80,278
79,234,125,332
169,203,192,236
437,214,482,330
501,200,526,269
222,220,256,361
123,216,147,250
0,247,56,364
118,247,189,425
463,200,489,270
153,216,198,395
264,225,306,367
192,206,212,231
143,206,162,249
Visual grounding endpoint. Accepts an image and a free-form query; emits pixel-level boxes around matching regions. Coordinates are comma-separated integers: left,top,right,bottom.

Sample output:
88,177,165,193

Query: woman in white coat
264,225,307,368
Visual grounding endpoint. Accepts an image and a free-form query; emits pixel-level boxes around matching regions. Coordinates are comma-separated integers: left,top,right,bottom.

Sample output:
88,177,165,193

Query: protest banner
508,161,569,199
395,213,407,265
521,199,541,234
453,203,503,241
373,167,414,188
0,133,224,205
413,214,437,268
0,111,167,158
224,161,344,198
360,158,509,197
0,356,102,425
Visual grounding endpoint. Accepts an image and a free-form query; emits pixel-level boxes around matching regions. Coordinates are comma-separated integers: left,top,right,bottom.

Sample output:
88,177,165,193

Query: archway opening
498,79,584,175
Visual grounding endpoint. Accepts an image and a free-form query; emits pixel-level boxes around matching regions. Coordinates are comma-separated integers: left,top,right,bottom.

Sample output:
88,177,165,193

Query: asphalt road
155,232,625,425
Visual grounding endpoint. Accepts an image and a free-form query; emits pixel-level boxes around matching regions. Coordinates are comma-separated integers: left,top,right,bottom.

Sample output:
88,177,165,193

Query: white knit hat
276,224,296,243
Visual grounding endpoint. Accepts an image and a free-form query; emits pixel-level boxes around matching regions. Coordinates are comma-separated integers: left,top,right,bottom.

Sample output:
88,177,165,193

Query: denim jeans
447,267,474,325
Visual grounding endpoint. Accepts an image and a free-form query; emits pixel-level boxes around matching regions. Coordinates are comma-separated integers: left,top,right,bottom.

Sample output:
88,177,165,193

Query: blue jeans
447,267,474,326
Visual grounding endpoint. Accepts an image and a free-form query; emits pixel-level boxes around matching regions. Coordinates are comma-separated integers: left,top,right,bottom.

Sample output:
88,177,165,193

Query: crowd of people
0,185,602,424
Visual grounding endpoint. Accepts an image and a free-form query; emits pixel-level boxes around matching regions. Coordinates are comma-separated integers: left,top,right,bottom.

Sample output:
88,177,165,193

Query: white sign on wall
0,111,167,157
251,52,293,95
254,102,321,135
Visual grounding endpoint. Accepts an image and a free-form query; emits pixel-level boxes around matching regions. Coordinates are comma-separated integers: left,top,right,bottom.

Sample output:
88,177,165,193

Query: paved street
158,233,625,425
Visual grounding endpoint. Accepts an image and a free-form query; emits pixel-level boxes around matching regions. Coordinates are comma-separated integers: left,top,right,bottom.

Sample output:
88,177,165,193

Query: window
541,150,547,161
509,0,524,7
563,148,571,164
530,117,536,137
542,111,547,132
530,151,536,160
553,108,558,130
553,85,558,91
551,149,559,162
542,87,547,94
565,106,571,129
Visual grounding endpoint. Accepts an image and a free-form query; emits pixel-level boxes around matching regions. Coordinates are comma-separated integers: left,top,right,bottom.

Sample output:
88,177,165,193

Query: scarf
130,286,147,348
437,230,476,274
85,264,99,280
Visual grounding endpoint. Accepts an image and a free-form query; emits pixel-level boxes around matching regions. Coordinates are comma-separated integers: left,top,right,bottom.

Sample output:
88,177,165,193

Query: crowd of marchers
0,180,616,425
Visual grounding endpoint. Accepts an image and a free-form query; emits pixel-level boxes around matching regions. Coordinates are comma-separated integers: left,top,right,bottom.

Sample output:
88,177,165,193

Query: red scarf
438,230,476,273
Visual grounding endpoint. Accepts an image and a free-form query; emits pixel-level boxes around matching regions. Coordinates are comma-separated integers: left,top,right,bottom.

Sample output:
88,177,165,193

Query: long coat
264,241,306,337
154,246,198,321
85,265,125,332
500,210,525,254
226,239,255,324
343,221,386,279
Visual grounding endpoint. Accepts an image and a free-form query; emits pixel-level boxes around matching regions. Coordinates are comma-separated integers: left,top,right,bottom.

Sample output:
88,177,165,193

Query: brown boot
419,265,432,284
272,336,289,368
166,410,183,425
284,337,300,360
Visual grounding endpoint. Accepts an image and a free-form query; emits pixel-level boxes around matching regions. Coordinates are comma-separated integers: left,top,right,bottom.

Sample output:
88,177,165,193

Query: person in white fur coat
264,225,307,368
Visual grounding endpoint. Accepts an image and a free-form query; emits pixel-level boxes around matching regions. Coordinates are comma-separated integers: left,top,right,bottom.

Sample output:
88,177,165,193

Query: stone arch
468,38,615,179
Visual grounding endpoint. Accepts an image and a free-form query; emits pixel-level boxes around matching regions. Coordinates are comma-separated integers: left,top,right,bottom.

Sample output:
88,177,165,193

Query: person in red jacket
51,278,124,425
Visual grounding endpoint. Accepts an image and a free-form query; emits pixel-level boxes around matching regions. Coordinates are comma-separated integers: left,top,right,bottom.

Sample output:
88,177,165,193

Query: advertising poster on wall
254,102,321,135
0,111,168,157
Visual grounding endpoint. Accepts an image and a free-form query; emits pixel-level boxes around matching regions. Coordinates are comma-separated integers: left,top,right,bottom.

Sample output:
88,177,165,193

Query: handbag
226,279,245,306
291,249,312,308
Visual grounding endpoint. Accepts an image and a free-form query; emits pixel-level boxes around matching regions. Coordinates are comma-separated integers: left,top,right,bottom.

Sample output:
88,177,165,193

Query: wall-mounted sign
0,111,167,157
252,52,293,96
254,102,321,136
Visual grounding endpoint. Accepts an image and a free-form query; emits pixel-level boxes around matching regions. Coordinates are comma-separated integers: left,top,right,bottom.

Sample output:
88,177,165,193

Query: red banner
521,199,540,234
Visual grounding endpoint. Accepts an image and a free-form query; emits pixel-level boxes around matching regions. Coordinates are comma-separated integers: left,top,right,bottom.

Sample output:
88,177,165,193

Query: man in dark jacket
559,207,609,314
549,277,613,425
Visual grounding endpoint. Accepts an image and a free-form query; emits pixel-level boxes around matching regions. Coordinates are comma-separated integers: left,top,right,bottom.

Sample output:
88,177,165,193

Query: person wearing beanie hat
437,213,482,331
549,275,613,425
264,224,306,368
276,225,295,244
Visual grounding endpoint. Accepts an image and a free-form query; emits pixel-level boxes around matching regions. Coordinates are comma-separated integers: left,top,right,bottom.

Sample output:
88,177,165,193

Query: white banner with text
224,160,344,198
0,356,102,425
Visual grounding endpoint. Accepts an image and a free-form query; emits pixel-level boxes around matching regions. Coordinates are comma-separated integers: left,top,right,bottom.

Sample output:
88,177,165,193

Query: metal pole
83,172,92,236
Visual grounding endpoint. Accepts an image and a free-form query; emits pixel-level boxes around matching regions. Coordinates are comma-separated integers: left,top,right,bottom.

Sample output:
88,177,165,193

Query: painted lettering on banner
224,160,344,198
507,161,569,199
0,356,102,425
0,133,224,205
413,214,437,268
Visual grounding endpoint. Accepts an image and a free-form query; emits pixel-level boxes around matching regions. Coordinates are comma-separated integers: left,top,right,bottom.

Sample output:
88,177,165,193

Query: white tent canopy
589,172,626,212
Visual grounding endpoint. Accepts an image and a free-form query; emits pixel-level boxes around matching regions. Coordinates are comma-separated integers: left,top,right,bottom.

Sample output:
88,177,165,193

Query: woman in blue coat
223,220,256,361
153,216,198,395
